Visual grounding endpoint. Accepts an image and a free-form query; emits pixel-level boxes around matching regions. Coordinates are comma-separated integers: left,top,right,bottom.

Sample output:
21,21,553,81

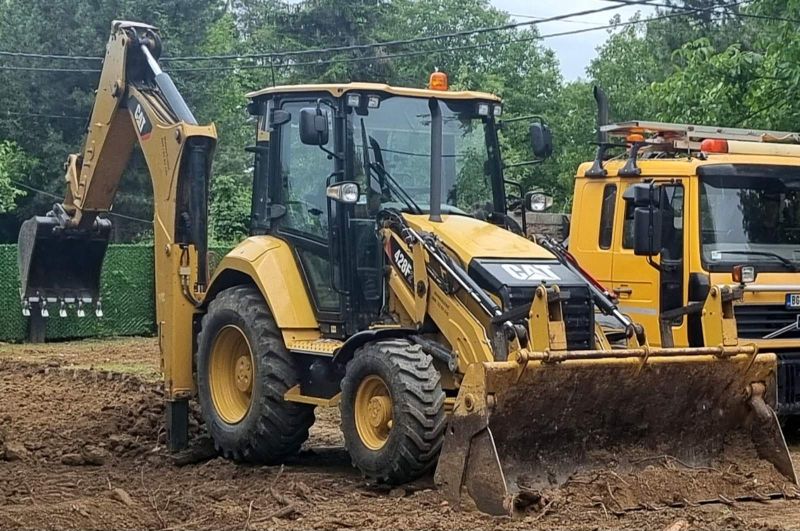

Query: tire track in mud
1,353,799,530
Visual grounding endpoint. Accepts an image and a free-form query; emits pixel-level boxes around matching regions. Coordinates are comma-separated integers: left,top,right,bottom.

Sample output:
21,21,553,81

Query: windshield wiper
714,250,799,271
359,118,422,215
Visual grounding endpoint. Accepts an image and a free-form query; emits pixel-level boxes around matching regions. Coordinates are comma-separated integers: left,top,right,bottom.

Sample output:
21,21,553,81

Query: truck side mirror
529,122,553,159
299,107,329,146
625,183,664,256
633,205,663,256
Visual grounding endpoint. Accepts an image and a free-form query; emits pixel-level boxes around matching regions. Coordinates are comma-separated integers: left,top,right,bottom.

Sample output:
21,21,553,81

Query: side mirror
624,183,664,256
525,190,554,212
633,205,663,256
529,122,553,159
299,107,329,146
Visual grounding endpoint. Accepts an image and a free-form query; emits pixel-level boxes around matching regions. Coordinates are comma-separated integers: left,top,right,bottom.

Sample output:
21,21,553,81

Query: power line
0,0,749,75
10,180,152,224
604,0,800,24
147,1,751,73
507,13,606,26
2,111,86,120
0,64,100,72
0,50,100,61
0,3,634,65
164,3,633,63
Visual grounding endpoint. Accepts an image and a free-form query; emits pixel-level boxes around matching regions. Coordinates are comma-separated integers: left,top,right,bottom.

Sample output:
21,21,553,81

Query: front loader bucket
18,215,111,307
435,348,798,516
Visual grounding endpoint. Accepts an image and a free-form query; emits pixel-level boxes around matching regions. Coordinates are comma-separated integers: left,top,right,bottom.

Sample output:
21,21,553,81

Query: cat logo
501,263,560,282
134,104,146,133
128,95,153,140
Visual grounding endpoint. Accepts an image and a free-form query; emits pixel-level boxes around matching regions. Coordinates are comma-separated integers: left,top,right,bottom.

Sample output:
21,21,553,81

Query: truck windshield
350,95,494,215
700,169,800,270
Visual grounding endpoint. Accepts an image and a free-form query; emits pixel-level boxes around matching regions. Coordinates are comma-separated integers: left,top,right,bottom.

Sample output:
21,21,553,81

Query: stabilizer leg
166,397,189,451
27,303,46,343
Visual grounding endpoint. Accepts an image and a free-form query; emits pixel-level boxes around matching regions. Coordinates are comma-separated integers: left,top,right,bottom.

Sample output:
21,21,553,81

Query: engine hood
403,214,554,264
400,214,594,350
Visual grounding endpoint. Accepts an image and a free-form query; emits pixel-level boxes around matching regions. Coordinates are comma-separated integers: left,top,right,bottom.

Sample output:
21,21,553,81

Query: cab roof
246,82,501,102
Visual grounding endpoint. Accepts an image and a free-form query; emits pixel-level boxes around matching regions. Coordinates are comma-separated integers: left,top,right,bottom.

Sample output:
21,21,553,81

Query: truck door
569,180,617,286
612,181,686,345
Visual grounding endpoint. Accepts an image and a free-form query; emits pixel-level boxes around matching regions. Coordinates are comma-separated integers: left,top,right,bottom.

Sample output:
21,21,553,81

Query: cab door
569,179,618,287
271,98,344,332
612,180,687,345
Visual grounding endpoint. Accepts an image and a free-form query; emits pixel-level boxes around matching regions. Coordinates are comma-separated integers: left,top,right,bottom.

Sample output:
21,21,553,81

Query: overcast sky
489,0,656,80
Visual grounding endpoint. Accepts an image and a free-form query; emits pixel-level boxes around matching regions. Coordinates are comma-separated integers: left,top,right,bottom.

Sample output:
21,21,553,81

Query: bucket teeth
95,299,103,318
76,301,85,318
58,301,67,318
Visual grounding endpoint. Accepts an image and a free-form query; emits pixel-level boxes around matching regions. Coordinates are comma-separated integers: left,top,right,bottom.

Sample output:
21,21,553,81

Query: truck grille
733,304,800,339
777,352,800,416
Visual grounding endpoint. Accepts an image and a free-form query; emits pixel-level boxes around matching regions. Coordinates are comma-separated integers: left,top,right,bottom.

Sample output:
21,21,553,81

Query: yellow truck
568,119,800,419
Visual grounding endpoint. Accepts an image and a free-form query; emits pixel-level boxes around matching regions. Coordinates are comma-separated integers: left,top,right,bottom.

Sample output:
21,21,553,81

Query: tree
209,173,251,243
0,0,223,240
0,141,29,213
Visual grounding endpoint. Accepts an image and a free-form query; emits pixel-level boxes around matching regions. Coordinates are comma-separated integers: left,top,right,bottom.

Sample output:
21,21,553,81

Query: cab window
598,184,616,249
278,100,334,240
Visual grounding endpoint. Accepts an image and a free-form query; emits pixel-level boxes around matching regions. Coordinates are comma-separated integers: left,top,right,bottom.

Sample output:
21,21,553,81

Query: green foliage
3,0,800,230
209,173,252,243
650,39,763,125
0,141,31,213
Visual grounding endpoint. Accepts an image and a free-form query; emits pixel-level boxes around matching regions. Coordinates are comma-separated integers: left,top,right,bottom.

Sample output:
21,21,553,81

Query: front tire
340,339,445,484
196,285,314,463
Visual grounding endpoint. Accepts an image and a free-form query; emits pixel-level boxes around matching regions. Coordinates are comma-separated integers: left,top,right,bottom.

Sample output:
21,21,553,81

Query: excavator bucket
435,348,798,516
17,215,111,310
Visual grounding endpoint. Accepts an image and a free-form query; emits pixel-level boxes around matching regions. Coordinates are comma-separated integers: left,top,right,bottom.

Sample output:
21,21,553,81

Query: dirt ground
1,337,799,531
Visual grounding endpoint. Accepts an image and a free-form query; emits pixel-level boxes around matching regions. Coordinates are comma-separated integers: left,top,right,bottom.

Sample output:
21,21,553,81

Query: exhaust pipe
593,85,609,144
429,98,442,223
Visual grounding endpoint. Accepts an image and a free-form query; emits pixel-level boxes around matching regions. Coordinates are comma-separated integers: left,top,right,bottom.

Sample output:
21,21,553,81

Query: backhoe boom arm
17,20,217,448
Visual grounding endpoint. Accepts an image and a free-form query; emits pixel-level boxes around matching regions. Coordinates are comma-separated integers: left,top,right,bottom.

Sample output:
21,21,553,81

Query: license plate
786,293,800,309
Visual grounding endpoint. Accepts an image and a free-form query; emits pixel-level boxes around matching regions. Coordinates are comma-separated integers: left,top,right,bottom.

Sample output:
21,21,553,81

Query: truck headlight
732,265,756,284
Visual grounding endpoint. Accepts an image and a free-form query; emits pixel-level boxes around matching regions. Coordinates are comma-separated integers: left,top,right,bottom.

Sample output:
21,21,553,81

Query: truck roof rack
602,121,800,149
584,121,800,178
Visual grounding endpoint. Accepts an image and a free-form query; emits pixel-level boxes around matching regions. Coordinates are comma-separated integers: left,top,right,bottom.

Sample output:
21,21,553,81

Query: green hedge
0,244,231,342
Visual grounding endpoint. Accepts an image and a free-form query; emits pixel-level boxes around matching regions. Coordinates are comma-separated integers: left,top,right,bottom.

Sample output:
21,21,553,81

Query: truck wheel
340,339,445,484
196,285,314,462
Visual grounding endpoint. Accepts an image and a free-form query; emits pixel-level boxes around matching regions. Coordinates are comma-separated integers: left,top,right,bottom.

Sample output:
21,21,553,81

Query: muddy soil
1,337,799,531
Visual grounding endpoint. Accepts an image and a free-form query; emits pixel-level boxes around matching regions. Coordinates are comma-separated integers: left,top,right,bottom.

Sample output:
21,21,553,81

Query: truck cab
569,121,800,417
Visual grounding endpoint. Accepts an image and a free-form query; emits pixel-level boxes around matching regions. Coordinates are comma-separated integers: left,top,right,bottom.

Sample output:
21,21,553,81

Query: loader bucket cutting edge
17,215,111,303
434,352,798,516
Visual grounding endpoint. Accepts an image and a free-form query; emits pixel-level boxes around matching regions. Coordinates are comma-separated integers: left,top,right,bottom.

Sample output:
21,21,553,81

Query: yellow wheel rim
355,375,393,450
209,325,254,424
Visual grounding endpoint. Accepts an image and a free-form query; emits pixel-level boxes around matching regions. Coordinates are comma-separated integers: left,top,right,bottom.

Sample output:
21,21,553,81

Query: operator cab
244,78,551,339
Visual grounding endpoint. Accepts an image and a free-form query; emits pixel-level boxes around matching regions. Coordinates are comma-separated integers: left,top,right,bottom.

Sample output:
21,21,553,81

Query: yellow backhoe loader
17,21,797,516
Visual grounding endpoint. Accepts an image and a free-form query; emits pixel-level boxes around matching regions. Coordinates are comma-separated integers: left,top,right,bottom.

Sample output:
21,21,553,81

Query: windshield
700,168,800,270
349,95,494,215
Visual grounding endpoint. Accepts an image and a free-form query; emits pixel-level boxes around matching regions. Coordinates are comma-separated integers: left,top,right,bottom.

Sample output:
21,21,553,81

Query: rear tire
340,339,445,484
196,285,314,462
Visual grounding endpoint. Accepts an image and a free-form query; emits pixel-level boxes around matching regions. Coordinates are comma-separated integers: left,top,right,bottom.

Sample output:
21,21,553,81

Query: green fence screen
0,244,231,342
